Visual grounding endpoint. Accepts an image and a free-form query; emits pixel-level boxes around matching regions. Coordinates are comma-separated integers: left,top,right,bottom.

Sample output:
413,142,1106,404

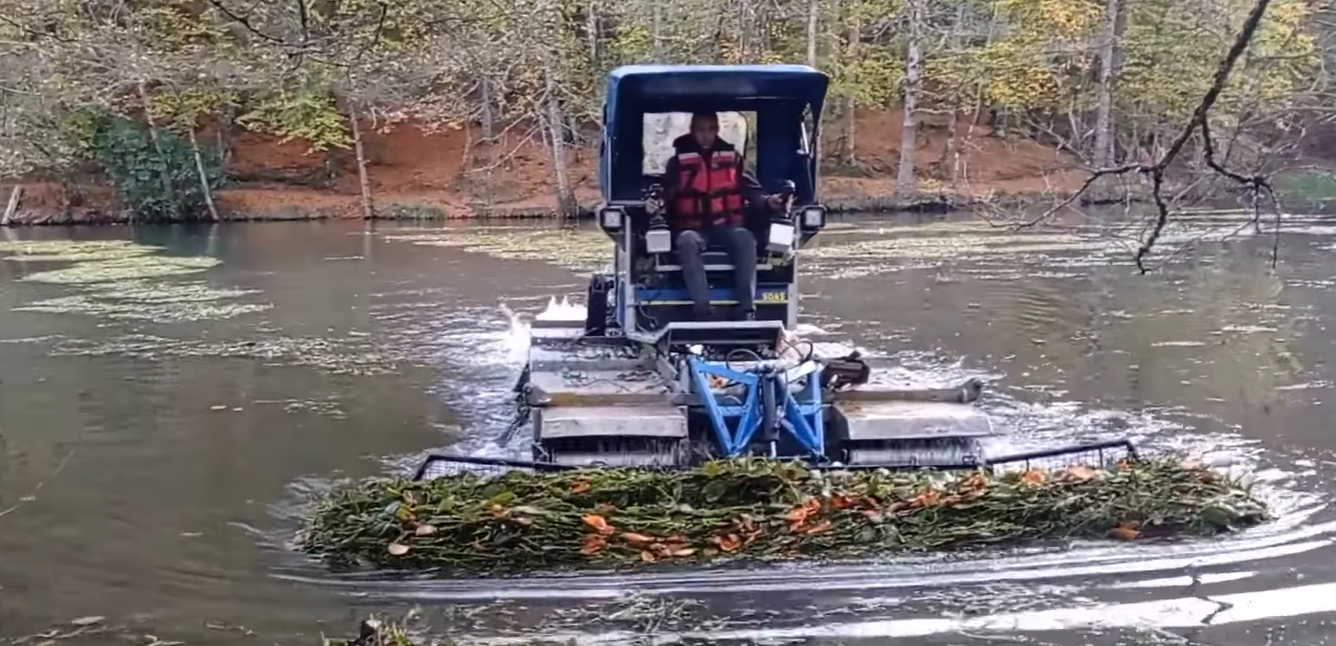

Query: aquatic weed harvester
415,65,1137,481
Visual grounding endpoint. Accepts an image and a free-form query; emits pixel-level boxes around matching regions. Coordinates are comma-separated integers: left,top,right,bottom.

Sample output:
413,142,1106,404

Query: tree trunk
543,64,575,217
2,185,21,226
586,0,599,69
348,107,375,219
187,127,220,221
1091,0,1121,169
938,1,969,186
805,0,819,66
895,0,924,199
652,4,664,62
940,107,960,185
838,10,858,165
480,78,495,141
137,81,182,219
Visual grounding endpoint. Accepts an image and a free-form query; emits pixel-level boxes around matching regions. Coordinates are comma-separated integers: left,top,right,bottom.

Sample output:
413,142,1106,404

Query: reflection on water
1,210,1335,645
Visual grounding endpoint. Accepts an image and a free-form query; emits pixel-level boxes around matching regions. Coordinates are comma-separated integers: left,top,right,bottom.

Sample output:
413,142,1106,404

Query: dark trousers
675,226,757,316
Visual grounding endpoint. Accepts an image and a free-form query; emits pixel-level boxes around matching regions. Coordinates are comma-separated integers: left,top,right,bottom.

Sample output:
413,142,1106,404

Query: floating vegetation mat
384,229,610,272
52,333,408,376
301,458,1267,573
18,254,220,284
0,240,268,323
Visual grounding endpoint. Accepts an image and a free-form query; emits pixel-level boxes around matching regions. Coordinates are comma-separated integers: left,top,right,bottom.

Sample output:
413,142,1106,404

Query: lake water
1,211,1335,645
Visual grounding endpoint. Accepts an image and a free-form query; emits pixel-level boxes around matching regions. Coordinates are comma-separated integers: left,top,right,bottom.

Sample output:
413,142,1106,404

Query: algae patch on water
51,333,410,376
1,240,270,324
19,255,220,284
14,280,271,323
384,229,610,272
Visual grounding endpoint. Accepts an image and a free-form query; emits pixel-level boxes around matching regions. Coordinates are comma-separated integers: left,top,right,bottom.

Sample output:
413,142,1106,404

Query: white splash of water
534,295,587,321
497,301,532,365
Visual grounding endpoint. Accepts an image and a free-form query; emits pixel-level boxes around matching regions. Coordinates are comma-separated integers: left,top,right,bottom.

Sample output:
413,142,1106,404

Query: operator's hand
765,194,787,211
644,197,664,214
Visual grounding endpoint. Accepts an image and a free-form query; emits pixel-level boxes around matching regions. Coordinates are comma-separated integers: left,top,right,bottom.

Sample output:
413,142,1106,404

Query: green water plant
301,457,1267,573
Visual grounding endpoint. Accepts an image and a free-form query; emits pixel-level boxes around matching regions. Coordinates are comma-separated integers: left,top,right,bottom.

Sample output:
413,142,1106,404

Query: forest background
0,0,1332,223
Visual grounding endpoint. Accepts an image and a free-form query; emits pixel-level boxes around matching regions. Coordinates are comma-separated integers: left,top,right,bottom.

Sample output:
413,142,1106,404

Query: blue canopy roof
605,64,829,114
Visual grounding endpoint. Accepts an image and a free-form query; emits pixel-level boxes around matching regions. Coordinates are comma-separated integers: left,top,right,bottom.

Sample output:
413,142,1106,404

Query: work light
800,205,825,230
599,206,625,232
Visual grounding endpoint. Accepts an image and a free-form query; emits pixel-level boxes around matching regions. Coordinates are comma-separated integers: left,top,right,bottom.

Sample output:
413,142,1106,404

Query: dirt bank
1,109,1086,225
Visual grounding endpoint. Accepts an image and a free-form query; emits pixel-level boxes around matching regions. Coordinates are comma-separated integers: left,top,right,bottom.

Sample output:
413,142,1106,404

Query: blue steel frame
686,356,826,457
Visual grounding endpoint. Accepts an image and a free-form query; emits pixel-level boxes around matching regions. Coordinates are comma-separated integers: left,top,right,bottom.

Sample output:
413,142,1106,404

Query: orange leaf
1020,470,1046,485
1065,465,1098,481
571,480,591,494
580,535,606,555
802,519,832,535
1109,526,1141,541
620,532,656,547
582,514,614,535
830,496,854,510
958,473,989,493
670,547,697,558
909,489,940,509
640,549,657,562
714,534,742,553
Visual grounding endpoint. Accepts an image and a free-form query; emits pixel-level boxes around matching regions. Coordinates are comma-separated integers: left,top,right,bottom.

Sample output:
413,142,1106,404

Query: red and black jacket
662,135,765,230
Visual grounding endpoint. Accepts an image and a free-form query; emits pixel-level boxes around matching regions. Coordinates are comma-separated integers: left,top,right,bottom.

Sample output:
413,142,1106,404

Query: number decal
758,291,787,302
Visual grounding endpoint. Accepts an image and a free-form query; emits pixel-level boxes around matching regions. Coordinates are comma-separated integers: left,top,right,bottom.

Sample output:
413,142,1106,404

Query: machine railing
410,438,1139,481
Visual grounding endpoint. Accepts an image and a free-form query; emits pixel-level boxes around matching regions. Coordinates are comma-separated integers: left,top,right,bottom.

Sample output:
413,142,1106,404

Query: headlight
801,205,825,229
599,206,624,231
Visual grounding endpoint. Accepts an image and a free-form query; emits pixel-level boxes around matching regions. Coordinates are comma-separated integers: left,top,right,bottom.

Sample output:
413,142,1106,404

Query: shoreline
0,186,1107,227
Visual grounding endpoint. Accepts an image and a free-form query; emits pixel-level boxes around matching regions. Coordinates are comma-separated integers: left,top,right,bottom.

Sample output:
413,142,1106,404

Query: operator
646,112,789,321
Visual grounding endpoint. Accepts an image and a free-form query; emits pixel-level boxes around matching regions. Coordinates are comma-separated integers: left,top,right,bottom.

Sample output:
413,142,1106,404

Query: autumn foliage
301,457,1267,572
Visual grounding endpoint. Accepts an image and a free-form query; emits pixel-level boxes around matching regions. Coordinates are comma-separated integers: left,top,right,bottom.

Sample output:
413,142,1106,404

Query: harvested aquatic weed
301,457,1267,572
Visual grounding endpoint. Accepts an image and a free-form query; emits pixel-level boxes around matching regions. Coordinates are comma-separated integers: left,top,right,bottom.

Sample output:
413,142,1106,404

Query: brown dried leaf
640,549,657,562
387,542,411,556
715,533,742,553
960,472,990,491
1065,465,1098,482
414,524,438,537
908,489,940,509
580,535,606,555
571,480,591,494
802,519,832,535
582,514,613,535
1109,526,1141,541
1020,470,1046,485
621,532,656,547
671,547,697,558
